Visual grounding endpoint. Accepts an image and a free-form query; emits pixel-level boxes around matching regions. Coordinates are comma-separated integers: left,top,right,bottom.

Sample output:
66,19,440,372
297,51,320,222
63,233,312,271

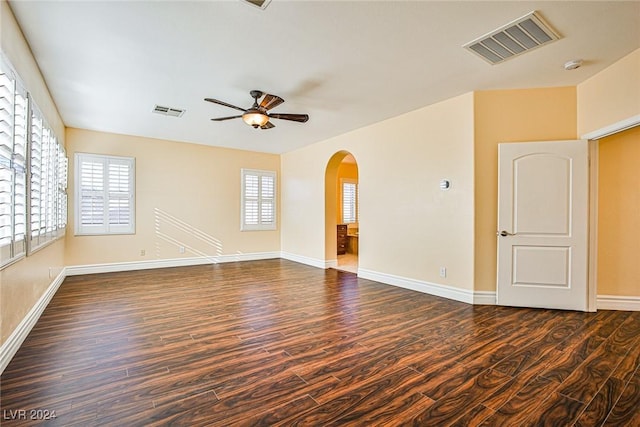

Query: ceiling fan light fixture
242,110,269,127
206,91,308,130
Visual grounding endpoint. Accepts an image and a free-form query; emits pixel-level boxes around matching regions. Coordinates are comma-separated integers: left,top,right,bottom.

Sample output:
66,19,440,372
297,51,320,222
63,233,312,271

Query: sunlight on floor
336,253,358,273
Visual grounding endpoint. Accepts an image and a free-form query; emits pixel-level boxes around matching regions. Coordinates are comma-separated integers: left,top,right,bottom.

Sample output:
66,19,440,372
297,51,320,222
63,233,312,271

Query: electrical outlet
179,246,185,254
140,249,146,256
439,267,447,278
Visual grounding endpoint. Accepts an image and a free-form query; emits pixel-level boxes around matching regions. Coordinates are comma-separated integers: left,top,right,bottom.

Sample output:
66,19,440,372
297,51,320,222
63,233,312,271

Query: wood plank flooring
1,259,639,426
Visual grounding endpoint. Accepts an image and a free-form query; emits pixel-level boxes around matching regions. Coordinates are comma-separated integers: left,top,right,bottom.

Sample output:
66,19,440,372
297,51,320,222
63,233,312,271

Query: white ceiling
8,1,640,154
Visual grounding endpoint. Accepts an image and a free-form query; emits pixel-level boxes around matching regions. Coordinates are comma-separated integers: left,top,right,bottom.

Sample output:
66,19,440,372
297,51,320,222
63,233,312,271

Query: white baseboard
65,252,281,276
0,269,67,374
597,295,640,311
473,291,497,305
358,268,494,306
280,252,335,269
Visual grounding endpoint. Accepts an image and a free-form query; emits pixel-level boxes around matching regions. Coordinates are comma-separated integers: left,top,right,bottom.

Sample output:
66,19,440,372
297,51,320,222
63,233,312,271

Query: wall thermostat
440,179,451,191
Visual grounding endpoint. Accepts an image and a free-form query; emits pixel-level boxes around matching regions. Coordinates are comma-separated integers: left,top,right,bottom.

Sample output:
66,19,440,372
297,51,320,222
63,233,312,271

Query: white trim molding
597,295,640,311
358,268,495,306
0,269,67,374
280,252,335,269
581,114,640,140
65,252,281,276
472,291,497,305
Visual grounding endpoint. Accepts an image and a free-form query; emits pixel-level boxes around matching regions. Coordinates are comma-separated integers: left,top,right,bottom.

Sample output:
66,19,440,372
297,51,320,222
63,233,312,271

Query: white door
497,140,589,311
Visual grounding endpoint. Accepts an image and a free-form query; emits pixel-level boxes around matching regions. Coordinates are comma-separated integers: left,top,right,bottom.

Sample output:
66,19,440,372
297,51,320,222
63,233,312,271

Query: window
75,153,135,235
342,179,358,224
29,104,67,253
241,169,276,231
0,63,28,267
1,54,67,266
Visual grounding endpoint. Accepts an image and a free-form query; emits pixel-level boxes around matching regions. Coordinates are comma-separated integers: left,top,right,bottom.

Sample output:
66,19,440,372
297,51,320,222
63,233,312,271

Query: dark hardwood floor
1,259,639,426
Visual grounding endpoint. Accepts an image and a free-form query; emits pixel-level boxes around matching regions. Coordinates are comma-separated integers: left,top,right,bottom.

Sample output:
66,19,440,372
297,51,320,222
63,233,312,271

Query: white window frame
341,178,358,224
241,168,276,231
74,153,135,236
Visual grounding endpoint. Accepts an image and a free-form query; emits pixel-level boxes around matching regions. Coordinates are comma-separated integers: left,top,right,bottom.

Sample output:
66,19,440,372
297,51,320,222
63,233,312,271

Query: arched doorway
325,151,359,273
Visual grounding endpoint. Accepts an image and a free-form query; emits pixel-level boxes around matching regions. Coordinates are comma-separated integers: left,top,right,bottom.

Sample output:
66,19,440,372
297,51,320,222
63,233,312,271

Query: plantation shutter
244,173,259,226
241,169,276,231
76,153,135,235
107,159,133,232
0,70,14,262
79,157,105,233
29,112,43,244
41,129,53,236
0,66,28,266
2,55,66,261
342,181,357,224
260,174,274,225
12,84,27,254
57,149,68,231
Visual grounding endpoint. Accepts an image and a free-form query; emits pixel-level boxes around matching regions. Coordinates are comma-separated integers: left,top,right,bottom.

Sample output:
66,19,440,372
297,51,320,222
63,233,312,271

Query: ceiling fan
205,90,309,129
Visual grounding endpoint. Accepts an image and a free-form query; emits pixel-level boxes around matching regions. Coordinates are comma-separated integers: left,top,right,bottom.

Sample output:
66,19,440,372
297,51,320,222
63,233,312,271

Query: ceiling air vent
152,105,185,117
463,11,560,65
242,0,272,10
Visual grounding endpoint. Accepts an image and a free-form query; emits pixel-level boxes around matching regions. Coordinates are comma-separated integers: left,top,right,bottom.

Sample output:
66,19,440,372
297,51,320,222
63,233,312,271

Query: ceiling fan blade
260,94,284,111
211,115,242,121
268,113,309,123
260,121,275,130
204,98,246,113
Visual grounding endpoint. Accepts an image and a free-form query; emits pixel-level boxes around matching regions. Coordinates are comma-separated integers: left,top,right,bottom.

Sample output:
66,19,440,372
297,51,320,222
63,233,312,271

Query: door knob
497,230,515,237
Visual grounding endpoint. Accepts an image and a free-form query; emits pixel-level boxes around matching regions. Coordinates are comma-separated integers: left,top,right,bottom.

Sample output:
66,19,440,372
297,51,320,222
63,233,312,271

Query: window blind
75,153,135,235
29,105,66,253
1,55,67,266
13,88,27,254
241,169,276,231
57,151,68,230
0,71,14,256
0,63,28,267
342,181,358,224
29,113,43,241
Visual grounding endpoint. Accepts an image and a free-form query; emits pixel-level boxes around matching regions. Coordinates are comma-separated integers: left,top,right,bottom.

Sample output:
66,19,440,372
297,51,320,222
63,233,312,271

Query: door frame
496,115,640,311
324,151,359,268
582,114,640,312
587,141,598,312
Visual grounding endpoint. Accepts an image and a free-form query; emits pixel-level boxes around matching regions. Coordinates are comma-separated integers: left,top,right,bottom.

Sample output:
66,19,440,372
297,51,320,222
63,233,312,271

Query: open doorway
325,151,359,273
594,125,640,308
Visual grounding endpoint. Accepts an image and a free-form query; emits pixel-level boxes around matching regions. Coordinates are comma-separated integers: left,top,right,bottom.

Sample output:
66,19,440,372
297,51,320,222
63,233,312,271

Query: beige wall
65,129,280,265
282,92,475,289
473,87,577,292
0,0,66,346
1,241,65,344
578,48,640,136
597,126,640,297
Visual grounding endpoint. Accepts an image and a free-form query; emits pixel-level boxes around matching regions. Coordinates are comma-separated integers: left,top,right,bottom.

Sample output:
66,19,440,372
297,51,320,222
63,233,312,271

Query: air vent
463,11,560,65
152,105,185,117
242,0,272,10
